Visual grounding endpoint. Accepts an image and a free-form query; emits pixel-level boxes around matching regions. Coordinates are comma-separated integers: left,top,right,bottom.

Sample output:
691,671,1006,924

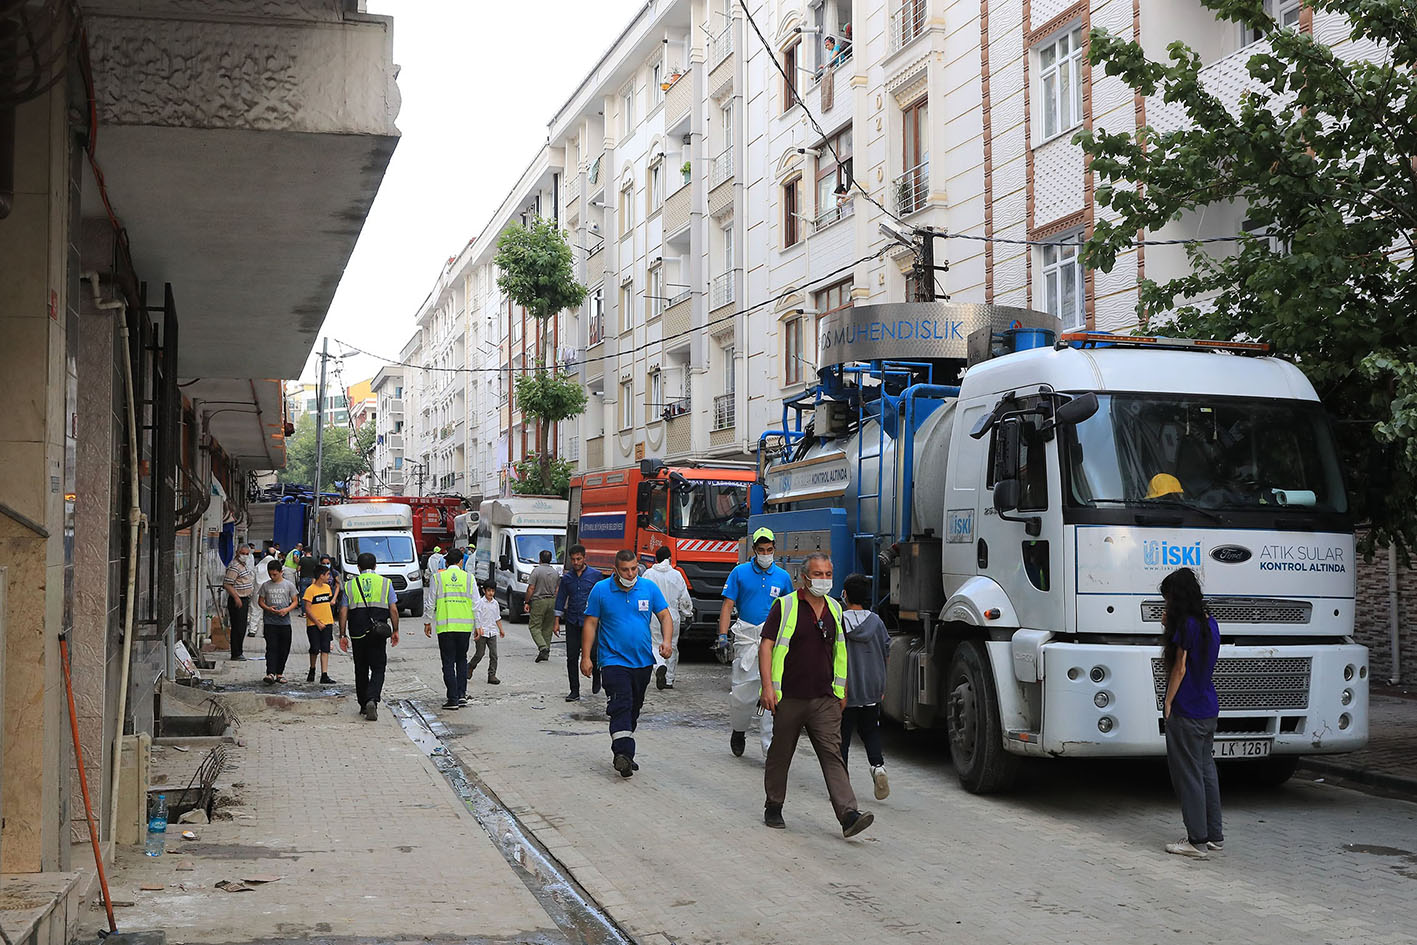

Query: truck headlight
408,571,420,581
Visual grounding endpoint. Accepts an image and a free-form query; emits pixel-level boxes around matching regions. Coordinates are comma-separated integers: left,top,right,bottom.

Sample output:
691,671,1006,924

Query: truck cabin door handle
976,538,989,569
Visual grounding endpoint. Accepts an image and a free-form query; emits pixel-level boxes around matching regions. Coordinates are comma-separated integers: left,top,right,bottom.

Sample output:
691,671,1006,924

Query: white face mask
755,553,774,569
807,578,833,598
617,574,637,589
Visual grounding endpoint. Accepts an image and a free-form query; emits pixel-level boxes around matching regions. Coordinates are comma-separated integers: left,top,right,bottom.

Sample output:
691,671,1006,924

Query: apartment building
370,365,407,495
411,246,472,494
285,380,352,427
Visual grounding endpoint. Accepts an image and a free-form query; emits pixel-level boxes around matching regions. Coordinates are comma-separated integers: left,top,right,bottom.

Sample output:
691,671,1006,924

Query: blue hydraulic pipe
898,383,962,543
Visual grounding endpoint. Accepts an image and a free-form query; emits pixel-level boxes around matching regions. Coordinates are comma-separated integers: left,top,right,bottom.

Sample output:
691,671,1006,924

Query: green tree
495,218,589,498
1078,0,1417,556
277,416,372,492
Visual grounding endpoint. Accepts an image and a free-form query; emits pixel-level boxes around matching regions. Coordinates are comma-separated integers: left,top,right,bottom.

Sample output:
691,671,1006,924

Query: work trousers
227,595,250,659
652,613,683,685
527,597,555,651
437,631,471,704
840,703,885,769
1165,714,1224,845
565,620,600,697
352,633,388,707
728,620,773,756
263,624,292,677
765,695,858,822
602,664,652,759
469,634,499,679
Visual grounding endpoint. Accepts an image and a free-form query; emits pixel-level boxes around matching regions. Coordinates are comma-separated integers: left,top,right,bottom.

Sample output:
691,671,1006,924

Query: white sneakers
1207,840,1224,851
871,765,890,800
1165,839,1209,859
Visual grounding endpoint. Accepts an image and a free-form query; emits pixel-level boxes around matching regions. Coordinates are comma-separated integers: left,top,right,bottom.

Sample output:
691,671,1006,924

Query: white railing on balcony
710,25,734,70
713,393,735,431
710,271,735,310
668,287,692,306
710,148,734,188
893,161,929,216
565,174,582,204
889,0,927,54
811,44,854,86
813,196,855,229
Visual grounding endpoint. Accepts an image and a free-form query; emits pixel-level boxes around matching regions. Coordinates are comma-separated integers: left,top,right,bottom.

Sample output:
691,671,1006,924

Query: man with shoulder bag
339,553,399,721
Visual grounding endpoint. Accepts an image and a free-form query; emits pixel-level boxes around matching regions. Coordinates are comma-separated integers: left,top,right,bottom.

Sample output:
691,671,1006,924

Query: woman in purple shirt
1160,566,1223,859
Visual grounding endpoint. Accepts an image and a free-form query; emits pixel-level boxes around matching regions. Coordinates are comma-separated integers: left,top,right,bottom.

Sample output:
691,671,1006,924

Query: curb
1298,758,1417,799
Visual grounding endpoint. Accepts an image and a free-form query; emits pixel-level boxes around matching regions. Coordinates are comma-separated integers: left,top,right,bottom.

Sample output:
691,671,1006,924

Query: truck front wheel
945,640,1019,794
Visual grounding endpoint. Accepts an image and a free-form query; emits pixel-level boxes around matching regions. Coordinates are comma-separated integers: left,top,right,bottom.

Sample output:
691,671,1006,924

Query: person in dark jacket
1160,566,1223,859
553,544,603,702
839,573,891,800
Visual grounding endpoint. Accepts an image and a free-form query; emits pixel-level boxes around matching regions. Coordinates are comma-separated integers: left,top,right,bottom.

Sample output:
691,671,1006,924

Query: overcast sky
302,0,644,386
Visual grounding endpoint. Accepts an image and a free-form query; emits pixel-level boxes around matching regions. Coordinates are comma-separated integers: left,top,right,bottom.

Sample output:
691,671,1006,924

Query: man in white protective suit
717,527,795,760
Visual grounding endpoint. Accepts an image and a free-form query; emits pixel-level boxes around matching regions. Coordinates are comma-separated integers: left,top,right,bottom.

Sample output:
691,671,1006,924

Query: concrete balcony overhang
82,1,401,379
183,377,288,470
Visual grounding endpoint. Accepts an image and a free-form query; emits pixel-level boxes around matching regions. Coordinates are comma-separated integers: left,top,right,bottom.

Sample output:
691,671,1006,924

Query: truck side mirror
994,478,1020,513
1054,392,1099,427
993,418,1021,484
635,482,652,514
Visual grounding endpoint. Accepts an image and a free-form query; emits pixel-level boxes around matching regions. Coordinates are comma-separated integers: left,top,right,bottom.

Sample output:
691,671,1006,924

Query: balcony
710,272,735,311
587,150,607,200
386,433,404,451
564,173,582,212
588,309,606,348
893,161,930,217
386,397,404,416
665,67,693,132
889,0,927,55
663,179,692,238
813,196,855,231
585,435,604,471
809,45,853,113
666,412,692,457
663,292,692,341
713,393,735,431
709,25,735,96
710,148,734,190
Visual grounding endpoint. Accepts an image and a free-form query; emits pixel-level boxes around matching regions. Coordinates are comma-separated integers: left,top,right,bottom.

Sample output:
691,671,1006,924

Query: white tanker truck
750,302,1367,793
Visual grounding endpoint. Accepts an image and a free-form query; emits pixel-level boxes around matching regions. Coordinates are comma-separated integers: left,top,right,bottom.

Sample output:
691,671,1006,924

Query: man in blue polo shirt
581,549,673,778
718,527,796,759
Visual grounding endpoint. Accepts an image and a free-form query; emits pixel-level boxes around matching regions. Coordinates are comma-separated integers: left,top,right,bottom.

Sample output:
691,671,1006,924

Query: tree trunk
538,315,551,493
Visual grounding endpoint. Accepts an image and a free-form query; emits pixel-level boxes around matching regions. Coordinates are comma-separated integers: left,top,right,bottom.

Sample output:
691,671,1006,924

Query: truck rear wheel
945,640,1018,794
507,589,527,623
408,594,423,619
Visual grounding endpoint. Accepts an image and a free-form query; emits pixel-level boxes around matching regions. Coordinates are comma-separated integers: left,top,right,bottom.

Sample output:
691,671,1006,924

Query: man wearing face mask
642,545,694,690
580,550,674,777
222,543,256,661
718,528,796,759
759,551,873,838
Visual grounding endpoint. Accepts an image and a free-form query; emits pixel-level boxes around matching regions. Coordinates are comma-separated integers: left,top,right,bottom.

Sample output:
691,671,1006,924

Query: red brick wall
1354,534,1417,684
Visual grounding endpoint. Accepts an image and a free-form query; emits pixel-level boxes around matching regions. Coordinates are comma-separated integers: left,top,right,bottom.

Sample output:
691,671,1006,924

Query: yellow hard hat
1146,474,1183,499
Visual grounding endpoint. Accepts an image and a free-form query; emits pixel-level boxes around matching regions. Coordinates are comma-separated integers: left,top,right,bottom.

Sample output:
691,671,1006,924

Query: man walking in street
642,546,694,690
339,552,399,721
302,565,338,685
223,542,256,661
525,549,560,662
760,552,874,839
554,544,602,702
424,548,476,710
581,550,673,777
718,527,795,758
468,581,503,686
427,545,446,576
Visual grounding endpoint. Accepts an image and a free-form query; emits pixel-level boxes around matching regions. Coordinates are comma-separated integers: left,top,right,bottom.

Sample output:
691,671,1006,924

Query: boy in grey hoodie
840,573,891,800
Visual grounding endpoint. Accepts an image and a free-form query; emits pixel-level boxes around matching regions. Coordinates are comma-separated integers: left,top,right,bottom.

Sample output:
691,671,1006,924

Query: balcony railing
710,25,734,70
710,271,735,310
710,148,734,188
565,174,582,204
813,196,855,229
811,44,854,87
713,393,735,431
662,395,691,421
893,160,929,216
889,0,927,54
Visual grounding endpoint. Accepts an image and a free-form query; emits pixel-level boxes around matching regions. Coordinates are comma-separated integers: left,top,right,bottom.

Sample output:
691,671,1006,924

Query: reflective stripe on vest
433,566,476,632
769,593,848,700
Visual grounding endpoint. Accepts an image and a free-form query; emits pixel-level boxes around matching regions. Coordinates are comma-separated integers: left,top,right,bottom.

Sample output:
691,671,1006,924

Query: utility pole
914,227,951,301
311,337,329,556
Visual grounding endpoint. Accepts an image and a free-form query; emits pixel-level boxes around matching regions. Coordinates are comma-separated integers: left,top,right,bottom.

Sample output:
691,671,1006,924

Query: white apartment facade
411,247,472,495
370,365,406,495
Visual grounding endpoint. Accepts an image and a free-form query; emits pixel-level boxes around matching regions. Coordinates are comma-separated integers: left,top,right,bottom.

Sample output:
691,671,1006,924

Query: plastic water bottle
144,794,168,857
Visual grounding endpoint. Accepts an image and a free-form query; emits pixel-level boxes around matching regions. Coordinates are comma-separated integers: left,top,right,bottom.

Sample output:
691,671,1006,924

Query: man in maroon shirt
759,552,873,839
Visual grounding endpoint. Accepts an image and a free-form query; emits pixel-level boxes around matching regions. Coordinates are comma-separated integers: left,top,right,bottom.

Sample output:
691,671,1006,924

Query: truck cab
317,503,425,617
472,497,568,619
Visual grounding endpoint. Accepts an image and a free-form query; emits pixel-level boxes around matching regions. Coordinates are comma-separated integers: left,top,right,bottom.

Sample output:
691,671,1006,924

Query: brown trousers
764,695,858,822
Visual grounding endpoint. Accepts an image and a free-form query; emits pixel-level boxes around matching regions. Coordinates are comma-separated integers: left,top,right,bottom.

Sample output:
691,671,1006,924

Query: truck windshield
670,481,751,537
515,534,564,564
1061,393,1347,522
342,535,415,564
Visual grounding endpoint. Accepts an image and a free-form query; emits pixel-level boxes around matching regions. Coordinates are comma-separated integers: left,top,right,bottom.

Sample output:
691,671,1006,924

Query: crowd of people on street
219,526,1224,850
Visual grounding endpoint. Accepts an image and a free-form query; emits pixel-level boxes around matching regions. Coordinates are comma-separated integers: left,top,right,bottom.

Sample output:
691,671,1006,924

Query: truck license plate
1213,738,1272,759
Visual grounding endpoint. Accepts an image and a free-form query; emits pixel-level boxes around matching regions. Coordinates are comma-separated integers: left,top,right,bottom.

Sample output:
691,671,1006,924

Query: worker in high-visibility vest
758,551,874,840
424,548,476,710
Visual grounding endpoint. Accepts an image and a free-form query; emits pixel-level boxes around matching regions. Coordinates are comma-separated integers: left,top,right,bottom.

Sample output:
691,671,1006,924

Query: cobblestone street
91,621,1417,945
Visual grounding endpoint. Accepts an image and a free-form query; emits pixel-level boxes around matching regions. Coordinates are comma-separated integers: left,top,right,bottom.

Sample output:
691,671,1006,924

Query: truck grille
1151,656,1311,711
1140,597,1312,624
389,575,408,591
678,560,736,599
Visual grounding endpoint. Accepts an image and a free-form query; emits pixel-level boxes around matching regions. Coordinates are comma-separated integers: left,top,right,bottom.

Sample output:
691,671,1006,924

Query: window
649,159,664,212
720,100,734,150
814,279,853,318
1039,28,1084,140
648,264,665,319
588,286,605,346
1040,235,1085,330
783,316,804,386
648,370,663,422
782,40,800,111
1243,0,1303,43
621,86,636,135
620,181,635,235
721,222,734,274
815,127,853,224
722,343,736,392
620,380,635,430
899,98,929,214
783,176,802,247
652,62,664,104
620,279,636,333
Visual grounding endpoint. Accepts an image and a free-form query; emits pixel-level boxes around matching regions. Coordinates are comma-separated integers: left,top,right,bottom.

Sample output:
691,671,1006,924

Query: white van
453,509,480,557
318,503,425,617
473,497,567,620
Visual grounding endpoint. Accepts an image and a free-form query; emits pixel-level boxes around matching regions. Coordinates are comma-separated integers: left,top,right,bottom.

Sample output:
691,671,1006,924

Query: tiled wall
1353,537,1417,686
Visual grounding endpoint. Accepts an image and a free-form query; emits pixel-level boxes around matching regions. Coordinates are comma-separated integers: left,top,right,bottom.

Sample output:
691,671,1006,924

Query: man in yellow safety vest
423,548,476,710
758,551,874,839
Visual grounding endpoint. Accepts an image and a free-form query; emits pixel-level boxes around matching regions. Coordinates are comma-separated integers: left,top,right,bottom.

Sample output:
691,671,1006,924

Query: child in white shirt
469,582,505,685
